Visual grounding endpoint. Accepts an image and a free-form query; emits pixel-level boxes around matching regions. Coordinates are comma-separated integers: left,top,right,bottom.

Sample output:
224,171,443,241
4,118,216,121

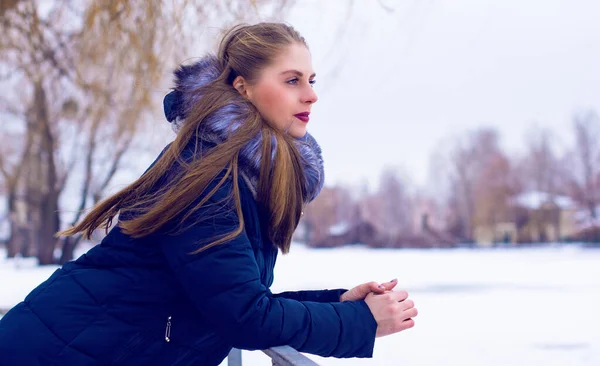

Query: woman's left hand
340,279,398,302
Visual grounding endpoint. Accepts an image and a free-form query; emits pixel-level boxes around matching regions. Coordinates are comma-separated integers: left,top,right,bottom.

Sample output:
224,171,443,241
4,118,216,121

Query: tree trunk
58,235,83,265
32,81,61,265
589,200,597,220
36,190,60,265
58,237,75,265
5,191,18,258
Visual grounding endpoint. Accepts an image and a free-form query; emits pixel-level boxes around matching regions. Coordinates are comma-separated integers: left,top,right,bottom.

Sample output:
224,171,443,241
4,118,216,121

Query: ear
233,76,251,99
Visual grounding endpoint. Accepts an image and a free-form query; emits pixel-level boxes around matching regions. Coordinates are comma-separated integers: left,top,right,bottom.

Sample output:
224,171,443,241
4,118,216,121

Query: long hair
58,23,309,254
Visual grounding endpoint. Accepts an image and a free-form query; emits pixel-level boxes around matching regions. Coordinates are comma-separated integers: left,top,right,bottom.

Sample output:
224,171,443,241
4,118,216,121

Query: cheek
254,84,294,128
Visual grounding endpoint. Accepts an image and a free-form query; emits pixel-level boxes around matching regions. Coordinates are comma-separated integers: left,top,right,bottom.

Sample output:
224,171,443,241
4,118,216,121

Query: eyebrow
281,70,316,78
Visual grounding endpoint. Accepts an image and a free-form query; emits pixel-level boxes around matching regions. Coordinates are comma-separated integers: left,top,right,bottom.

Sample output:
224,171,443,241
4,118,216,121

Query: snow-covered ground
2,244,599,365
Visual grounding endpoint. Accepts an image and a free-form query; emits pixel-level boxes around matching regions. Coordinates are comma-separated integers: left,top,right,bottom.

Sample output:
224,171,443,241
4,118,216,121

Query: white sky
9,0,597,199
280,0,600,190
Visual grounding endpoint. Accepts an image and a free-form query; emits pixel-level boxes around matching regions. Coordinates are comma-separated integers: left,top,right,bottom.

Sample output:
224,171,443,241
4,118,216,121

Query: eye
286,78,299,85
309,79,316,87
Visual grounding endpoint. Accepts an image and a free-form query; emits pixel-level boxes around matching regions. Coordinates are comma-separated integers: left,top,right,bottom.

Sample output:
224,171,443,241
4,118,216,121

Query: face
235,43,318,138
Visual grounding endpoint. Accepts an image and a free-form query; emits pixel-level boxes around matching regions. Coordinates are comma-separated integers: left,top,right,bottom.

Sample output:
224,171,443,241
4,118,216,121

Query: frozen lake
2,244,599,365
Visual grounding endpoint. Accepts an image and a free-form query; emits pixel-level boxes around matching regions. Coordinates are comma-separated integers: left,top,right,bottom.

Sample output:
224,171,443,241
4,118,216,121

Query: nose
302,86,318,105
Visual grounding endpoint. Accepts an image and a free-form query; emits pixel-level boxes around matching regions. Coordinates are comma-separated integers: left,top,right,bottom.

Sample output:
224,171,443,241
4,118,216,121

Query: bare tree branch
93,136,131,203
1,0,298,264
0,0,20,17
377,0,396,13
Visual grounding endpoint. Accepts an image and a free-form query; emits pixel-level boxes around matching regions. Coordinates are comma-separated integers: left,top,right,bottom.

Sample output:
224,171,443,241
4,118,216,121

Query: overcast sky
280,0,600,191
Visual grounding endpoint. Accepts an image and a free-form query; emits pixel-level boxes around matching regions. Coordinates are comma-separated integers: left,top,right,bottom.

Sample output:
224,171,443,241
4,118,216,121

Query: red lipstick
294,112,310,123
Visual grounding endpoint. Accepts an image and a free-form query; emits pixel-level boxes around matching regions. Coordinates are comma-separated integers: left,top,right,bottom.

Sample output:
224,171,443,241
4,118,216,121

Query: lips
294,112,310,123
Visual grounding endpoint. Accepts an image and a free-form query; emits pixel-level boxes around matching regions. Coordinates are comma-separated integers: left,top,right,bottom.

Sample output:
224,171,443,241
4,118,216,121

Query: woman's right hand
364,290,418,338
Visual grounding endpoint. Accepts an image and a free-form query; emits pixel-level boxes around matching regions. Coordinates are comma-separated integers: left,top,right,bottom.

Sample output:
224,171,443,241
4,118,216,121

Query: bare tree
0,0,296,264
374,167,414,240
0,109,34,257
568,109,600,220
303,186,354,246
0,0,19,16
447,134,479,241
473,147,516,233
439,128,516,242
519,126,566,194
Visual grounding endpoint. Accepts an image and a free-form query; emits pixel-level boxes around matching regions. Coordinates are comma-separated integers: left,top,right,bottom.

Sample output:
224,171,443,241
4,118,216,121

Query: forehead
264,43,314,76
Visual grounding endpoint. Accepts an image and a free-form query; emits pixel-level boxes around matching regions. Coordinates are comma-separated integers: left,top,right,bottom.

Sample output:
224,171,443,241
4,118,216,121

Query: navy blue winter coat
0,144,377,366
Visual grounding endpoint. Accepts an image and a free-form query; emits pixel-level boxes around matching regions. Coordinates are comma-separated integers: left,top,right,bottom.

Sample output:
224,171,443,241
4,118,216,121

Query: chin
288,126,308,139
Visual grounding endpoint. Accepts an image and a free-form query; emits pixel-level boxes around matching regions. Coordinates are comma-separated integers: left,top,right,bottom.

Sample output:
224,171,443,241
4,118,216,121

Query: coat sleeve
158,177,377,358
270,289,348,303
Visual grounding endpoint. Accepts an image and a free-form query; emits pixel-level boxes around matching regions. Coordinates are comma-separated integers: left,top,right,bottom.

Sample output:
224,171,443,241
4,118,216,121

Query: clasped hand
340,279,418,338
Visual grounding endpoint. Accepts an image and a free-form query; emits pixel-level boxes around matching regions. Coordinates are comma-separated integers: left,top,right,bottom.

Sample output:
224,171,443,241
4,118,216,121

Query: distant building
514,191,577,243
473,191,578,246
569,205,600,243
474,222,518,247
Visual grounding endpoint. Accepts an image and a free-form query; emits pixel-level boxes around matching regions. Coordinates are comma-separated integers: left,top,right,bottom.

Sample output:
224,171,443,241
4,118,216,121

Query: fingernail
391,279,397,283
378,285,385,289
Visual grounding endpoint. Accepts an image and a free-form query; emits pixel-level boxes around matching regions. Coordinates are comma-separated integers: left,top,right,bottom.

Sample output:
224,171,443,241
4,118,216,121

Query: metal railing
228,347,319,366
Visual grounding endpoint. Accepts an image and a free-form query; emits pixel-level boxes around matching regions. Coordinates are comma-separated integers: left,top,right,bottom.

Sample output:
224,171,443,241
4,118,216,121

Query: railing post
262,346,320,365
227,348,242,366
227,346,319,365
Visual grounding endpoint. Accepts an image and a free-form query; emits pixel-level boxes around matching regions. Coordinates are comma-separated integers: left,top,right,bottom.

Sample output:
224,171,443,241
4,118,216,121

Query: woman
0,23,417,365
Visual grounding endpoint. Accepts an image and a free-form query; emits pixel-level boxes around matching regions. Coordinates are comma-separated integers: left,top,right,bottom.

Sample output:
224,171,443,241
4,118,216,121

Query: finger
400,299,415,311
379,278,398,291
393,318,415,333
345,283,381,300
400,318,415,331
403,307,418,320
366,281,387,294
386,290,409,302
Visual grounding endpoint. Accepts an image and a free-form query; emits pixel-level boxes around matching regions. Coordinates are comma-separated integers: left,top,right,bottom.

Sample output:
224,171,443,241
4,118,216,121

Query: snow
574,206,600,229
0,255,58,310
514,191,576,210
329,221,350,236
2,244,599,366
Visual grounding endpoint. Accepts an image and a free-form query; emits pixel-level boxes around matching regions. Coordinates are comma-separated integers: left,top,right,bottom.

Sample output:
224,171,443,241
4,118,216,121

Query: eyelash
287,78,316,86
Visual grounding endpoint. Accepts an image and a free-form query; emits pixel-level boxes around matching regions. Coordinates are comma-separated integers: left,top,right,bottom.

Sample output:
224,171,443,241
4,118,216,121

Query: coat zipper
165,316,172,342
